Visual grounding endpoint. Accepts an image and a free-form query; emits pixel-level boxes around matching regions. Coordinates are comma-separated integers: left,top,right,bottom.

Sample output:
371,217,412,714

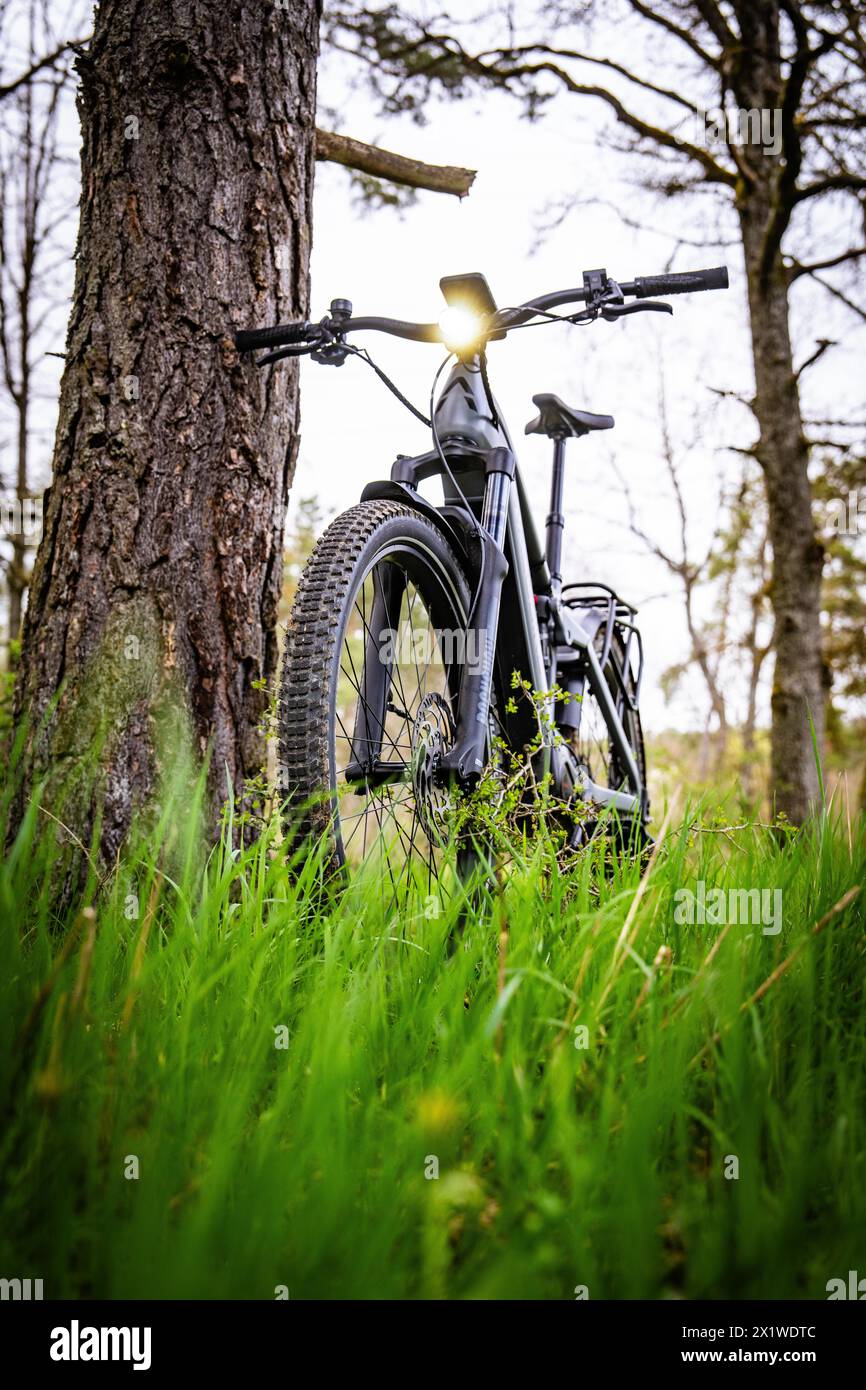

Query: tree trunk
8,386,28,643
10,235,31,646
740,196,826,824
13,0,320,863
732,0,827,825
740,624,770,806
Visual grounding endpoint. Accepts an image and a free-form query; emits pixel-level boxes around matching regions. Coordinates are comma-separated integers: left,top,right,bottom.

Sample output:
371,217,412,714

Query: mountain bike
236,263,729,903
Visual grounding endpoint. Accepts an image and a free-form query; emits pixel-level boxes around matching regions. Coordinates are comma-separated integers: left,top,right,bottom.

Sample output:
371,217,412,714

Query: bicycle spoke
329,555,461,895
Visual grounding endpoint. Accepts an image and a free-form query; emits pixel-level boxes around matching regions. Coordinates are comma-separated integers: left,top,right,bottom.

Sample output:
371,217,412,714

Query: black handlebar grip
633,266,729,298
235,322,313,352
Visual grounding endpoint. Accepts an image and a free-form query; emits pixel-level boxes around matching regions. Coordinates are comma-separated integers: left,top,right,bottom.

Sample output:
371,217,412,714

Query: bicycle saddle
524,393,615,439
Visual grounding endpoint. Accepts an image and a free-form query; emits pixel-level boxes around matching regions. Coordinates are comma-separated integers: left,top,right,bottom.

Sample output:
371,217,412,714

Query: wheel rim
567,629,639,792
328,539,469,903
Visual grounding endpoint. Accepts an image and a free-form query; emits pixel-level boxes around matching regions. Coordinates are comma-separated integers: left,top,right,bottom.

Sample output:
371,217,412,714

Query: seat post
545,434,567,597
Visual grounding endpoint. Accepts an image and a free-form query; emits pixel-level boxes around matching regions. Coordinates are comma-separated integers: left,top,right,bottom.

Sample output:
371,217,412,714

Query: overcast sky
2,0,863,733
302,4,864,732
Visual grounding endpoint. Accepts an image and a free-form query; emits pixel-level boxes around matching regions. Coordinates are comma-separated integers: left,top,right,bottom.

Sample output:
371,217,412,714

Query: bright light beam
438,305,483,352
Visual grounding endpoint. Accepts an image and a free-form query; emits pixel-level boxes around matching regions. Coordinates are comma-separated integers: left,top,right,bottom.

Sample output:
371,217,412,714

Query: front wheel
278,499,494,907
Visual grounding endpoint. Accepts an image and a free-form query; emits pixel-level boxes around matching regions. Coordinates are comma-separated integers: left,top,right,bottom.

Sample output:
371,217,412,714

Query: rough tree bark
741,199,826,819
734,1,827,821
740,530,773,802
14,0,320,861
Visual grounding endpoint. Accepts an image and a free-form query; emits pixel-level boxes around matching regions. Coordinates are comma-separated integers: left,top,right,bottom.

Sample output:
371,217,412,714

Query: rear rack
561,582,644,708
561,580,637,620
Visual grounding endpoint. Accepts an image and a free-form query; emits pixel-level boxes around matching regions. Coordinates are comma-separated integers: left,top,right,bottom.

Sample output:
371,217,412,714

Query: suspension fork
437,446,515,783
344,561,407,778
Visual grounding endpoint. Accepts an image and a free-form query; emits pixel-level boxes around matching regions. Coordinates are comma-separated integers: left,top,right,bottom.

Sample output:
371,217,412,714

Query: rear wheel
566,627,650,852
278,500,498,907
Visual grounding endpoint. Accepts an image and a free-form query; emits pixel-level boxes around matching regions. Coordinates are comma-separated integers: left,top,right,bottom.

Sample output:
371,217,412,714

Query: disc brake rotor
410,692,455,846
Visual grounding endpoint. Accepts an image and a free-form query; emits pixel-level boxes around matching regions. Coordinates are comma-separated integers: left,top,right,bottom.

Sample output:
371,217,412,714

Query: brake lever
311,337,350,367
601,300,673,321
255,344,318,366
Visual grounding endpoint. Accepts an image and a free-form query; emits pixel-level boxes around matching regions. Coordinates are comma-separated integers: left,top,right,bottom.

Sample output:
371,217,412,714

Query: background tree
619,395,777,801
280,493,332,621
0,0,81,653
616,373,731,776
719,471,774,801
326,0,866,824
814,435,866,802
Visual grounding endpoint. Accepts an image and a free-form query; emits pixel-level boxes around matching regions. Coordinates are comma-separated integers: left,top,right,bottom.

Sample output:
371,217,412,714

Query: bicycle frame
361,353,644,820
239,263,730,832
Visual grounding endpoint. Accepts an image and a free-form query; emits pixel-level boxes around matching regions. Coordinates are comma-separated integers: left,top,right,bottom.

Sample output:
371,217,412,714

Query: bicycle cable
318,308,593,522
478,348,500,429
341,341,432,427
317,305,590,431
339,339,480,537
494,305,599,332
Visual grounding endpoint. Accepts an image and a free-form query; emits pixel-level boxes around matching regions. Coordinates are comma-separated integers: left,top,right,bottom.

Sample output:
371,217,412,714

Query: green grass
1,771,864,1300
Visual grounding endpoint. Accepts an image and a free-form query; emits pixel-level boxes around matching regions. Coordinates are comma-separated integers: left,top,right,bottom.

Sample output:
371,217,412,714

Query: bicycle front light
438,305,484,352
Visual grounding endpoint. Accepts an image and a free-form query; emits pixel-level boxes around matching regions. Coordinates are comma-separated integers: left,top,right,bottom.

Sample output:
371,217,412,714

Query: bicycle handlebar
631,266,729,298
338,316,442,343
234,322,314,352
235,265,729,354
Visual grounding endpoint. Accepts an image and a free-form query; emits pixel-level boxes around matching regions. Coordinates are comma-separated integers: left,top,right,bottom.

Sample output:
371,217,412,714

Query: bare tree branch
694,0,737,52
794,171,866,203
758,16,837,284
315,128,476,197
806,270,866,322
788,246,866,280
624,0,719,69
1,34,478,199
795,337,836,378
0,37,86,100
455,51,737,183
471,41,704,115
